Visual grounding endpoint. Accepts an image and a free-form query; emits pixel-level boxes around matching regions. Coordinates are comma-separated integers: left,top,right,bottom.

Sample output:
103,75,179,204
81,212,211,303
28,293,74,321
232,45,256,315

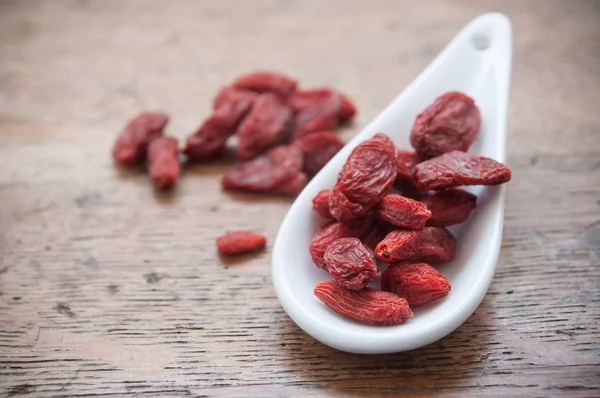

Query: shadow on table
277,303,493,396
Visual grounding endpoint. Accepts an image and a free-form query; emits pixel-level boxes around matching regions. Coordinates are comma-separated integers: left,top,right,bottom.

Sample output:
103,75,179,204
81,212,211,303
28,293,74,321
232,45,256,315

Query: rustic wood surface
1,0,599,396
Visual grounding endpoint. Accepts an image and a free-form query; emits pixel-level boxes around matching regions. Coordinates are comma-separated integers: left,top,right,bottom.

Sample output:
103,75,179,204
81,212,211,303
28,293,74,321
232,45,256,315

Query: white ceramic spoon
272,13,512,354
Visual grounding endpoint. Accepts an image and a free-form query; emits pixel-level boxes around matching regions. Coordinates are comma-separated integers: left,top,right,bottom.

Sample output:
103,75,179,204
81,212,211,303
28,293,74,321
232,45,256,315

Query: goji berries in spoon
272,13,513,354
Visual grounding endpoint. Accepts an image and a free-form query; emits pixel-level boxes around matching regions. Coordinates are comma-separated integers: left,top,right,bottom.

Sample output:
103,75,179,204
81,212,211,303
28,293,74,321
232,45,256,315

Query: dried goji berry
339,95,358,122
184,98,254,160
288,88,356,121
271,172,308,195
232,71,297,99
148,136,180,189
309,217,380,268
293,131,345,175
381,263,451,307
413,150,512,191
314,281,413,326
267,144,304,174
324,237,380,290
376,194,431,229
374,227,456,264
289,89,343,141
216,231,267,255
420,189,477,226
329,133,397,222
237,93,293,159
395,149,419,183
410,91,481,159
309,221,358,269
213,86,259,111
112,112,169,165
312,189,334,219
222,145,306,195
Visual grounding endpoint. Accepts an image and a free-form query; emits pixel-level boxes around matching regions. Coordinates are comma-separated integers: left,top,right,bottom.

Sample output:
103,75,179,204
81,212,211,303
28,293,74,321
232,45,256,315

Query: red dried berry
287,88,336,112
237,93,293,159
376,194,432,230
395,149,419,183
267,144,304,172
339,95,358,122
148,136,180,189
289,89,343,141
222,145,306,195
374,227,456,264
324,237,380,290
309,222,357,269
184,98,254,160
410,91,481,159
213,86,259,111
294,131,345,175
413,150,512,191
112,112,169,165
271,172,308,195
314,281,414,326
329,133,397,222
216,231,267,255
420,189,477,226
381,263,451,307
312,189,333,219
288,88,356,122
309,217,381,268
232,71,297,99
328,189,366,221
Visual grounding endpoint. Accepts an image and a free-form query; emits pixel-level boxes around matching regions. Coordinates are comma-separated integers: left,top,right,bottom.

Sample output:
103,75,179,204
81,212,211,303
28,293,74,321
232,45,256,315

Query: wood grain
1,0,599,396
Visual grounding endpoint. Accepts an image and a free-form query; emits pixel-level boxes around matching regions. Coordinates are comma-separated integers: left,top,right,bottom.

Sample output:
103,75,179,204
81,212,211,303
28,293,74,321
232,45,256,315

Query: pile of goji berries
111,71,356,197
311,91,512,326
111,71,357,256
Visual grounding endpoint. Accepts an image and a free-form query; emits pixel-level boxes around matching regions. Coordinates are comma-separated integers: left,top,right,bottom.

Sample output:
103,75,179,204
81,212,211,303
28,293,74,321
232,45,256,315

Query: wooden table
1,1,599,396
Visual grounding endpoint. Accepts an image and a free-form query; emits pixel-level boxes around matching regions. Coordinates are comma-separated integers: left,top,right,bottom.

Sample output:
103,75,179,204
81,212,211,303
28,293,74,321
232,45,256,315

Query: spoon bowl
272,13,512,354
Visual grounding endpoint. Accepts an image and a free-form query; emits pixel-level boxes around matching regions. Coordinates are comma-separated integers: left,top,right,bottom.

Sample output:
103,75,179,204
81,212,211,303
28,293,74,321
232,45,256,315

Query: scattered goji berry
410,91,481,159
324,237,380,290
339,95,357,122
237,93,293,159
312,189,333,219
329,133,397,222
381,263,451,307
112,112,169,165
213,86,259,111
288,88,356,122
147,136,180,189
374,227,456,264
184,98,254,160
216,231,267,255
420,189,477,226
290,90,343,141
314,281,413,326
232,71,297,99
395,149,419,183
413,150,512,191
271,172,308,195
376,194,432,229
293,131,345,175
267,144,304,175
222,145,306,195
